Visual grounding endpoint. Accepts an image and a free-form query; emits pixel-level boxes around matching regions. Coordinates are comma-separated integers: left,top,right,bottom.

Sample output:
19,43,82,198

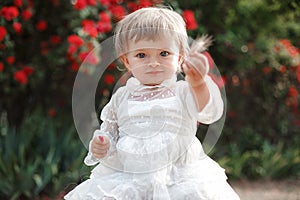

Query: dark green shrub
216,141,300,180
0,111,90,200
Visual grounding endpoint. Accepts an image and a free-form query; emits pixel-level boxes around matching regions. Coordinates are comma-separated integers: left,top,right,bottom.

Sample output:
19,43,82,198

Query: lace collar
126,75,177,95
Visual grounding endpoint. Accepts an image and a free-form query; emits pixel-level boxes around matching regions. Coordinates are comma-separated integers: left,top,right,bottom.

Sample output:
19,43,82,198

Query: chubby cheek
164,65,178,74
129,64,147,74
168,58,181,72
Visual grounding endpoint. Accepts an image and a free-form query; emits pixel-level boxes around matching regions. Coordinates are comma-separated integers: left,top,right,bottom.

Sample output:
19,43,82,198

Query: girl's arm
182,52,211,112
182,52,223,124
84,101,119,166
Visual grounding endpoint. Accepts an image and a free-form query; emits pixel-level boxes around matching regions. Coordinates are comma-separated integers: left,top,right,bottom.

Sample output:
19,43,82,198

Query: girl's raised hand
182,52,209,87
91,135,110,159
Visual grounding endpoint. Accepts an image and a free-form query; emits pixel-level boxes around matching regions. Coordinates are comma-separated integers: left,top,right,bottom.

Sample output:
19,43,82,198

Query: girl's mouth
146,70,163,75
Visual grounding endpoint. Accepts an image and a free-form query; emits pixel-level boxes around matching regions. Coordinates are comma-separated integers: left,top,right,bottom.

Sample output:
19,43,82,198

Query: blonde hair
114,7,189,57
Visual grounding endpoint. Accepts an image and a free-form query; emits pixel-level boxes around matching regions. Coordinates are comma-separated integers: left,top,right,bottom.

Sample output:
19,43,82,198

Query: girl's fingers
93,151,107,159
181,63,192,76
94,135,108,145
185,58,204,74
94,142,109,150
182,63,200,77
93,147,108,154
184,52,209,75
183,62,206,87
92,145,109,158
98,144,110,150
91,133,110,158
92,136,110,151
98,136,105,143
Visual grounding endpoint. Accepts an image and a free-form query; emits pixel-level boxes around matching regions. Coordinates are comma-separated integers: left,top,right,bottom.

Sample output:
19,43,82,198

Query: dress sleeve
84,99,119,166
185,75,224,124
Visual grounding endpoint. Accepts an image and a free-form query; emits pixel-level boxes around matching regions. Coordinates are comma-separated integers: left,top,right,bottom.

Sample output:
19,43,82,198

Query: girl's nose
148,56,160,67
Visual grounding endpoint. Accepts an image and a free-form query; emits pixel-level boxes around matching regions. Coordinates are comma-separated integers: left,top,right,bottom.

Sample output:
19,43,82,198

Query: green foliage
0,111,90,200
217,141,300,180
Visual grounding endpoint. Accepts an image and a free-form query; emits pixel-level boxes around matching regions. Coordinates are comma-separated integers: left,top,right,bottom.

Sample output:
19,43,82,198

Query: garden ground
231,179,300,200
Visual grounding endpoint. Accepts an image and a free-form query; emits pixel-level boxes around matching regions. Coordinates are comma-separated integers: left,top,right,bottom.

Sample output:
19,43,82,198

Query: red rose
79,51,99,64
70,62,80,71
108,63,115,70
1,6,19,21
279,39,291,49
13,22,22,34
36,20,47,32
139,0,153,8
86,0,97,6
288,46,299,57
79,52,88,62
109,5,126,21
50,35,61,45
97,20,112,33
104,74,115,85
23,66,34,75
97,12,112,33
286,85,298,108
82,19,94,28
0,26,7,41
14,70,28,85
68,44,78,54
99,0,111,7
22,9,32,21
262,66,272,74
74,0,87,10
14,0,23,7
289,86,298,97
279,65,287,74
127,2,138,12
6,56,15,65
182,10,198,30
99,11,110,22
67,35,84,54
82,19,98,38
0,62,4,72
68,35,84,47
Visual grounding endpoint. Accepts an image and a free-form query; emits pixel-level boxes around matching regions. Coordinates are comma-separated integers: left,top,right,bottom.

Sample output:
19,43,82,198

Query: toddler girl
65,7,240,200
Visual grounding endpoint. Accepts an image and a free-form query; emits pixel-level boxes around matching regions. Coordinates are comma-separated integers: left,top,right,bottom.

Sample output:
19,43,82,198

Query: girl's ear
120,55,130,70
178,55,184,65
177,55,184,73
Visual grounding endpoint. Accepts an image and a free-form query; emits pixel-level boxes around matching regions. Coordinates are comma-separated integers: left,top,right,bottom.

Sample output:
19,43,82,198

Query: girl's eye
136,53,146,58
160,51,169,57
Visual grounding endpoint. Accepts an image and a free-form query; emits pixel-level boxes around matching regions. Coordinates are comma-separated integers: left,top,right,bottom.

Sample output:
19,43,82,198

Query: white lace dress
64,75,240,200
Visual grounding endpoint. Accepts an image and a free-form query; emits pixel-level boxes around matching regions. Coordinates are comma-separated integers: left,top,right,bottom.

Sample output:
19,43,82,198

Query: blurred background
0,0,299,199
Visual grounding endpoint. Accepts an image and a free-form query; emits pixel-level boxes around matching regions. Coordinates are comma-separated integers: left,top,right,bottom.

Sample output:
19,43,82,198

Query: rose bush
0,0,77,127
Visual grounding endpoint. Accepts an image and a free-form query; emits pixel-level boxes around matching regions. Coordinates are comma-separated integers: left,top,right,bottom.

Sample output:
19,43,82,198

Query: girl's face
121,38,182,86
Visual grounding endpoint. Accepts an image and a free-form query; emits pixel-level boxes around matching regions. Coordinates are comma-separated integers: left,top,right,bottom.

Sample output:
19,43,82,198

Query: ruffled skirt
64,156,240,200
